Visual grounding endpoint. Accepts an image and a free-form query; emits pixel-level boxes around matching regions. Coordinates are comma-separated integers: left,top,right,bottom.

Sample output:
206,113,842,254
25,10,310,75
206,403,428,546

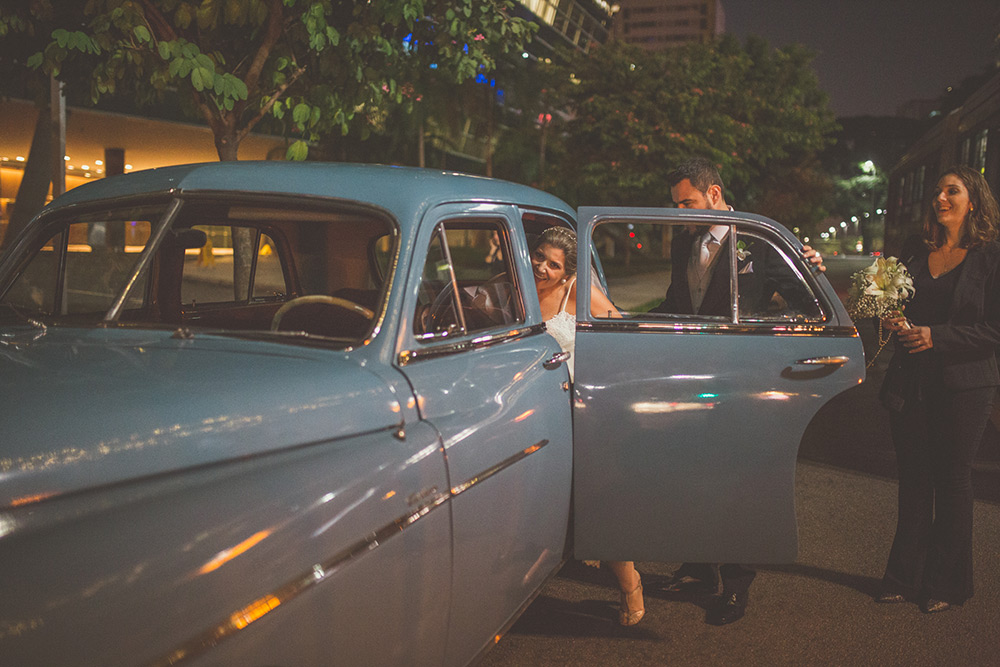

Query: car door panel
572,208,865,563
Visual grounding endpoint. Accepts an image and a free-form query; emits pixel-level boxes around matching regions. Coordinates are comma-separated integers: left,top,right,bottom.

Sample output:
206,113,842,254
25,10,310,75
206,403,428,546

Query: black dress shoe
663,575,716,593
875,591,906,604
705,591,747,626
920,598,952,614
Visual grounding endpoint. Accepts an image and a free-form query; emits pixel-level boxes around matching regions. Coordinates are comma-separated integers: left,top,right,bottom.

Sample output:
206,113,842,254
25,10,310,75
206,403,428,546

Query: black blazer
880,240,1000,412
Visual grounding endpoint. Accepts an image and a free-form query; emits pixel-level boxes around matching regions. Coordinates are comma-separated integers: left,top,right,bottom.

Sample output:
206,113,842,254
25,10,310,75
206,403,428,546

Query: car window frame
398,206,540,367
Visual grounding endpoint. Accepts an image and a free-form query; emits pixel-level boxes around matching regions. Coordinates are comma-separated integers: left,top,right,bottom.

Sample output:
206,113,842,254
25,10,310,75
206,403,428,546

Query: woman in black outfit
877,165,1000,613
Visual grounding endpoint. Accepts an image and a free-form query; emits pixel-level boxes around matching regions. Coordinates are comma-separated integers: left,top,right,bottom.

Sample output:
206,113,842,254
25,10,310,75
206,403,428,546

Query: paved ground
482,460,999,666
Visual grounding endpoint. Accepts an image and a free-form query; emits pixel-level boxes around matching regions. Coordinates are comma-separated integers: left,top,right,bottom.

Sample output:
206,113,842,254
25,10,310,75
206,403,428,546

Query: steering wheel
271,295,375,331
424,283,477,334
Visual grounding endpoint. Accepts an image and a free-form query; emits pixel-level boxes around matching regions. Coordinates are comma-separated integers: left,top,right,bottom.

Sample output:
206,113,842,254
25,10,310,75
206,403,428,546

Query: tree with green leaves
23,0,535,161
544,36,838,220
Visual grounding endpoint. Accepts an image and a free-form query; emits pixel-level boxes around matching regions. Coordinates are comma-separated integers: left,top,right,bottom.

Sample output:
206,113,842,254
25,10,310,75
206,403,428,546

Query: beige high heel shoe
619,575,645,626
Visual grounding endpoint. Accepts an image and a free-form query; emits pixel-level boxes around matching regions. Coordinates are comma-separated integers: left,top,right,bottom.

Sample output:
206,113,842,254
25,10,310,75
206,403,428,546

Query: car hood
0,327,404,508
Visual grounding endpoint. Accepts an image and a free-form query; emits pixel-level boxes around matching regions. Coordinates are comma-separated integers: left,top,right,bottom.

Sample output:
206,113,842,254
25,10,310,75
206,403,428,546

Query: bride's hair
537,227,577,276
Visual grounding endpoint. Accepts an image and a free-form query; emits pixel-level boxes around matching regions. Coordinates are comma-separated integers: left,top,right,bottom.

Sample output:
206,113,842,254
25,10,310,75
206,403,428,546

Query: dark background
724,0,997,117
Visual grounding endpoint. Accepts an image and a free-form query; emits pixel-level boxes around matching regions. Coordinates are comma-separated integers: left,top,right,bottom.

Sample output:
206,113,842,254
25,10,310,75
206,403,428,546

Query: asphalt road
482,255,1000,666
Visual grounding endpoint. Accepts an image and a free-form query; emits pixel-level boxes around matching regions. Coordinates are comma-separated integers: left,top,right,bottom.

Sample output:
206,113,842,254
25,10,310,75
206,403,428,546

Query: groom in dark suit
649,157,823,626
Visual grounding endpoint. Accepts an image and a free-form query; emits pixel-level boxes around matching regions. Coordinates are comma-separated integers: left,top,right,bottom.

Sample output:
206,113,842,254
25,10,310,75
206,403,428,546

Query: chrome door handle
795,356,849,367
543,351,571,369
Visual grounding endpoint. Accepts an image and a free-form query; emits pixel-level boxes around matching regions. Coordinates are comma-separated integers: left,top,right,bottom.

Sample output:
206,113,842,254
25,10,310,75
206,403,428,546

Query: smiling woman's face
933,173,973,230
531,243,567,288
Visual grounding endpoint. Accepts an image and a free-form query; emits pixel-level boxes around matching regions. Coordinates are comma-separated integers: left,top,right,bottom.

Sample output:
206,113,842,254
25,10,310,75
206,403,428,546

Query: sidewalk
605,270,671,311
482,462,1000,666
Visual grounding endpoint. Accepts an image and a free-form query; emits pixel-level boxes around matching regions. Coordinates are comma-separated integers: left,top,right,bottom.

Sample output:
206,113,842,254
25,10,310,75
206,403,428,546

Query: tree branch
241,0,285,103
194,89,224,136
236,65,306,144
139,0,179,42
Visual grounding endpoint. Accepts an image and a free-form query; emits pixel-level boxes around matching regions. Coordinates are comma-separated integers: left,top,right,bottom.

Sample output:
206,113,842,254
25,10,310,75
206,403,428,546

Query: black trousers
883,383,996,604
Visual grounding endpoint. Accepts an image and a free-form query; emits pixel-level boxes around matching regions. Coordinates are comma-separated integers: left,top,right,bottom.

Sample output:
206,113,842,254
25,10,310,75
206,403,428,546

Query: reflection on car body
0,163,864,666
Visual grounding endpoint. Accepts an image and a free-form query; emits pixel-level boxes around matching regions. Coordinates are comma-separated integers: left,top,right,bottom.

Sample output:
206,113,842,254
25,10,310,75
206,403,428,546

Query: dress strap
559,276,577,313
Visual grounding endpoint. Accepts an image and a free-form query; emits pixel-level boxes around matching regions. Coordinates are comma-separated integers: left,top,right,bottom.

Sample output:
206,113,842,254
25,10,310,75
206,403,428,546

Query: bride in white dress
530,227,645,626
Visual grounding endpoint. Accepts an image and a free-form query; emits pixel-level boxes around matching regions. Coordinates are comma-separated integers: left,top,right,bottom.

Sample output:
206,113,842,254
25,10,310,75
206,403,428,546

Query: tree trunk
214,130,253,301
485,87,494,178
418,117,425,168
539,117,548,182
4,105,53,250
215,132,241,162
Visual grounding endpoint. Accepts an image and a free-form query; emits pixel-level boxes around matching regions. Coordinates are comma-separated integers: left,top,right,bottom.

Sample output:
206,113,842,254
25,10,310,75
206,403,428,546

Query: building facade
885,70,1000,255
516,0,613,54
0,98,288,247
611,0,724,50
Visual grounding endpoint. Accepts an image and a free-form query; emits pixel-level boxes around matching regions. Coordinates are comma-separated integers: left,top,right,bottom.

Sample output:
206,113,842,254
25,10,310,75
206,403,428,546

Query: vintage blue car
0,163,863,666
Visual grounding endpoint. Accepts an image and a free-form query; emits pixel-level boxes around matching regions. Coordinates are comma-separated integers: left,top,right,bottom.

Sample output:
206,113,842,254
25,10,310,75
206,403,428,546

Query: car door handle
794,356,850,367
543,351,571,369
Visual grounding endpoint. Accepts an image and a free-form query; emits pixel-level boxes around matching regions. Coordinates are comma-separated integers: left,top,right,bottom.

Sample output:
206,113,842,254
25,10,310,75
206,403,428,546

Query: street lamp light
858,160,879,253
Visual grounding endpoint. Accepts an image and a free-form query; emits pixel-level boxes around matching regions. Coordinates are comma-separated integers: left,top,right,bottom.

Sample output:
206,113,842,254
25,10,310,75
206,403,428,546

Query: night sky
722,0,997,118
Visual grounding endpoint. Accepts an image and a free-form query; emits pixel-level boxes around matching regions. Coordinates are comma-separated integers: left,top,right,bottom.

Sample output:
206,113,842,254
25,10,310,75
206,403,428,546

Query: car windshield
0,198,396,348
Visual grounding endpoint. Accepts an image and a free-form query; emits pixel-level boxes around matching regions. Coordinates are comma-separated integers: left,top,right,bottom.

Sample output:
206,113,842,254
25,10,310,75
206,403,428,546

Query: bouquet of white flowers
847,256,915,319
846,256,915,367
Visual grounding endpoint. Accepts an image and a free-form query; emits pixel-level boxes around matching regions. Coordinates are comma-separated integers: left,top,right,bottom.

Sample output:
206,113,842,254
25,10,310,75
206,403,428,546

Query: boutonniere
736,240,751,262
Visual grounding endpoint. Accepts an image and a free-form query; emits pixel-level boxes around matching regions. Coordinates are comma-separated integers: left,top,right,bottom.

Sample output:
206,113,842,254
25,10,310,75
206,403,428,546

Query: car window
588,219,824,323
414,220,523,339
172,204,394,342
734,228,823,322
2,207,157,319
180,226,285,305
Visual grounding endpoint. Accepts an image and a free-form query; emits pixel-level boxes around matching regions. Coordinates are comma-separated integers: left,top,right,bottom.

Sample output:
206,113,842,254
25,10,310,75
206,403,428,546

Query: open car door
572,207,865,563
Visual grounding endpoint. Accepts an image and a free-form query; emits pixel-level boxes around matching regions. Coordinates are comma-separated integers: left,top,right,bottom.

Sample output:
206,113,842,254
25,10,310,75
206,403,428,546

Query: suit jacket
880,240,1000,412
649,228,761,317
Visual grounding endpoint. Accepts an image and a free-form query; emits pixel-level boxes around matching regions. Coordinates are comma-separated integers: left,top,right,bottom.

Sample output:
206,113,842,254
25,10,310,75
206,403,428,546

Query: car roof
44,162,578,228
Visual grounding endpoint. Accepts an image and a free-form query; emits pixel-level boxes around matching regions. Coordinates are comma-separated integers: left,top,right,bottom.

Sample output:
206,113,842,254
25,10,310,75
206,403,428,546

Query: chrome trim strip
437,225,469,334
151,490,451,666
577,320,858,338
450,439,549,497
727,225,739,324
105,198,183,322
399,323,547,365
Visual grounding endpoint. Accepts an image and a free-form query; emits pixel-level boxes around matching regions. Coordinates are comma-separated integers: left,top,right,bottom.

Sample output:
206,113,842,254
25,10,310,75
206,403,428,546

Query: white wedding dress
544,276,576,379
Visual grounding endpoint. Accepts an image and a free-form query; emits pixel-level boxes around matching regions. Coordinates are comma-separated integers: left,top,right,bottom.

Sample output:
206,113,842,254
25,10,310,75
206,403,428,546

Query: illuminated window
973,129,988,174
